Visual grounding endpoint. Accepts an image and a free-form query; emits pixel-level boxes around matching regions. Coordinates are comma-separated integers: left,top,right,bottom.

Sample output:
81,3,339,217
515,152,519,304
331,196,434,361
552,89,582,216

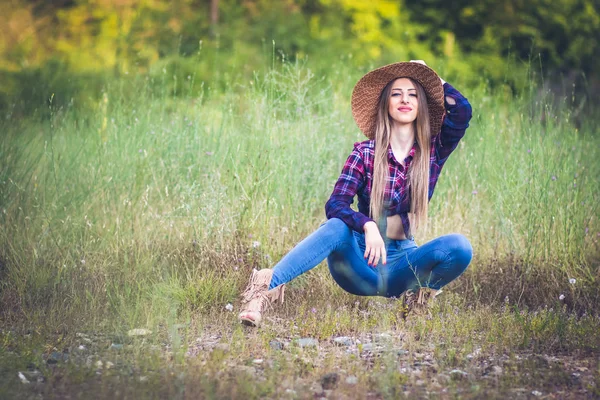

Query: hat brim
351,62,445,139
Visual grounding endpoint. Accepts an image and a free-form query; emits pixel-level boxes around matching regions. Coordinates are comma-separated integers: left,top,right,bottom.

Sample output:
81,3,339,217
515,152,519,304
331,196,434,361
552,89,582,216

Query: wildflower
559,294,565,300
569,278,576,285
472,190,478,195
311,307,317,314
551,176,556,181
527,149,531,153
81,259,86,265
252,241,261,248
225,303,233,312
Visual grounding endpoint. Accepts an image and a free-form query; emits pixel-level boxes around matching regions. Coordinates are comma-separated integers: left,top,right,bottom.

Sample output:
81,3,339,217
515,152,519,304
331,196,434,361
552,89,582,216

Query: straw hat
351,62,445,139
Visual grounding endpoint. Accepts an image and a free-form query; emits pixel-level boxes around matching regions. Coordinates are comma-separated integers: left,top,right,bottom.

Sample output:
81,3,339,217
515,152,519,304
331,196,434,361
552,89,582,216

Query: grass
0,57,599,398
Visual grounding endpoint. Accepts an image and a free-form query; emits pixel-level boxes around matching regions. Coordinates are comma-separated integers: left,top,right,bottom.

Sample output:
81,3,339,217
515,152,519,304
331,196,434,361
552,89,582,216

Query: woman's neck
389,123,415,154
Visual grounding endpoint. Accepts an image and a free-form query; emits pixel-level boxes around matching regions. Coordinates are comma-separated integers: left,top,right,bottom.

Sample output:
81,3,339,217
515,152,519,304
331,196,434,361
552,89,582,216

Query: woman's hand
363,221,387,267
410,59,455,104
410,59,446,85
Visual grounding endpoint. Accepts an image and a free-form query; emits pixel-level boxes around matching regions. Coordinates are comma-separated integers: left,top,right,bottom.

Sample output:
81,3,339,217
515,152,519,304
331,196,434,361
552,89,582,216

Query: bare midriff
386,214,408,240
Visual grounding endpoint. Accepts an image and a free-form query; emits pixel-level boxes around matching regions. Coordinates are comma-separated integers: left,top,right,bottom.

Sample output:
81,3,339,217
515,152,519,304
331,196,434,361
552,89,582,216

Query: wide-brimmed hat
351,62,445,139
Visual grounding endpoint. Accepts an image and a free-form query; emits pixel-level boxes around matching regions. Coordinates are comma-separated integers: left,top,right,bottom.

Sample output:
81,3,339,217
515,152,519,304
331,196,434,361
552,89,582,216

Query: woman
238,60,473,327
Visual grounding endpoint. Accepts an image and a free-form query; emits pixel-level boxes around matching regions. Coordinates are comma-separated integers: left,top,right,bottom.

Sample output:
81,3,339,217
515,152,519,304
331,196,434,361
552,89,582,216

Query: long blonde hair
370,78,432,235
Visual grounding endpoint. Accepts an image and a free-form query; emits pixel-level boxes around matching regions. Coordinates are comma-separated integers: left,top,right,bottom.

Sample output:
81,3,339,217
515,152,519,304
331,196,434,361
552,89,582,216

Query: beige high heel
401,287,441,320
238,269,286,327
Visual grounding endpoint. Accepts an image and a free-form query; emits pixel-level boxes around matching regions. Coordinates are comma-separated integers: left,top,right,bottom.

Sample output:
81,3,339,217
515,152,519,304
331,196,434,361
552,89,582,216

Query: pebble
47,351,68,364
450,369,468,380
532,390,543,397
345,375,358,385
269,340,284,351
373,333,392,343
320,372,339,390
252,359,263,365
128,328,152,337
18,372,30,384
236,366,257,375
333,336,354,346
296,338,319,348
214,343,230,352
437,373,451,384
490,365,503,376
110,343,123,350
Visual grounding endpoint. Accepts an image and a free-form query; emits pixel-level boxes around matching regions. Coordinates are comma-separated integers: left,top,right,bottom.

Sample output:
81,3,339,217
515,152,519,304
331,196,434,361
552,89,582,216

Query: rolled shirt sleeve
325,143,374,232
435,83,473,162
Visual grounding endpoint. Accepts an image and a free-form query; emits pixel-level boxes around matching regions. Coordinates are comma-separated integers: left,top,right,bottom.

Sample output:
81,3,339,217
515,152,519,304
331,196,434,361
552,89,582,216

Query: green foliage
2,0,599,119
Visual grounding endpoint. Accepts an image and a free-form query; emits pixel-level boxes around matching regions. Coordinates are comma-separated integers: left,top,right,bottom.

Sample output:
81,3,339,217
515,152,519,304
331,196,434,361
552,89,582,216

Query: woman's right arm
325,142,387,266
325,143,374,233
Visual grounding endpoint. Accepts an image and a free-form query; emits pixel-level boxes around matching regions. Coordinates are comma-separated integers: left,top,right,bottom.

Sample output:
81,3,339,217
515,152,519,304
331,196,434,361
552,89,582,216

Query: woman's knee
445,233,473,266
319,218,353,242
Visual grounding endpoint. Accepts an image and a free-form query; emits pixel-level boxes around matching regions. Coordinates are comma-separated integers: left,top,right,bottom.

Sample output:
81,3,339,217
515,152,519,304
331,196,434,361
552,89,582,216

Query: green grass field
1,59,599,398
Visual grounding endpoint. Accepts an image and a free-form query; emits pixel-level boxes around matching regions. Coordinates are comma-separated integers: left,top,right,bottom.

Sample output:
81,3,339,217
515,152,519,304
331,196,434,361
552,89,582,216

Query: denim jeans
269,218,472,297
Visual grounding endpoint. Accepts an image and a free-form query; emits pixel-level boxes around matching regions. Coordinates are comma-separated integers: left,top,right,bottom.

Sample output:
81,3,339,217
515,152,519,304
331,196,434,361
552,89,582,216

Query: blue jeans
269,218,472,296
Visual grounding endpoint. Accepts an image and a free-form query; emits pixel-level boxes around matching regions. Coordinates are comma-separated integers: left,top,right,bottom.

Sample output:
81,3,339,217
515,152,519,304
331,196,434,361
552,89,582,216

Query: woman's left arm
435,82,473,162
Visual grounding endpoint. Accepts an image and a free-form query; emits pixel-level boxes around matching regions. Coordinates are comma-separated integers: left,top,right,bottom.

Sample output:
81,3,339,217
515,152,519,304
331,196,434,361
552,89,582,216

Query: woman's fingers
381,247,387,265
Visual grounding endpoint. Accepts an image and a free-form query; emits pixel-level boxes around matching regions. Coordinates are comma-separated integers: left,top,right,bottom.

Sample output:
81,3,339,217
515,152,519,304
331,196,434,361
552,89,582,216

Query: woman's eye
409,94,417,97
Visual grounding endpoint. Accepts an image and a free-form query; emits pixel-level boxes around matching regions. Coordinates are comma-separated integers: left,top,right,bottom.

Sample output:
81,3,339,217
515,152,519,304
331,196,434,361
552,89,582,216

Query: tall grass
0,57,598,334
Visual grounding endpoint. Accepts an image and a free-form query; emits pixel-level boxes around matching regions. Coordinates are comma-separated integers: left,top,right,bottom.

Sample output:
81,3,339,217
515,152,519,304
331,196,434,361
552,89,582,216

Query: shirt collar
387,142,417,165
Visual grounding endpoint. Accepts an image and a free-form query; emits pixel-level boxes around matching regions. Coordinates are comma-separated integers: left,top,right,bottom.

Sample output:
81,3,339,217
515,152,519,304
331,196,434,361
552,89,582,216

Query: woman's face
387,78,419,126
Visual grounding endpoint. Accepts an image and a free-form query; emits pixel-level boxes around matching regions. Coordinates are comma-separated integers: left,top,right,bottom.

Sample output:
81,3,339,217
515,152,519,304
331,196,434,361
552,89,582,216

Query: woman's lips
398,107,412,111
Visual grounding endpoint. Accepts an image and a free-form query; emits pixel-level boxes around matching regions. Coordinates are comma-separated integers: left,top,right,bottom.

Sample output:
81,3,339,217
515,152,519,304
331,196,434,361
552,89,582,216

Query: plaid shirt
325,83,472,237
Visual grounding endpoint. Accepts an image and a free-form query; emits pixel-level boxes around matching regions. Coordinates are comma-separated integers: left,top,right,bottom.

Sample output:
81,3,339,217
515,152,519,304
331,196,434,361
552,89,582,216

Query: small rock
47,351,67,364
128,328,152,337
490,365,503,376
450,369,468,380
139,376,148,382
214,343,230,352
310,381,324,395
269,340,284,351
110,343,123,350
345,375,358,385
532,390,543,397
396,349,409,356
373,333,392,343
320,372,339,390
78,345,86,351
105,361,114,369
415,379,425,386
95,360,103,369
361,343,374,352
333,336,354,346
18,372,30,384
237,366,256,375
296,338,319,348
252,359,263,365
437,373,451,384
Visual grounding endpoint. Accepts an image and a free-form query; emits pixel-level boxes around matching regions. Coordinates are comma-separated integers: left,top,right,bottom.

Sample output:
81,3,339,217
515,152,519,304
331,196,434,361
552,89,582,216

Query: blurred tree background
1,0,598,117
